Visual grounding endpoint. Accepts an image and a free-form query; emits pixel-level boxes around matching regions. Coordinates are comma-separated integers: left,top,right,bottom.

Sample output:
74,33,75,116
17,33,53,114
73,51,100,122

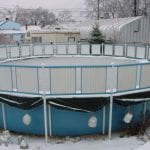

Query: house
24,25,80,43
21,25,42,43
0,18,24,44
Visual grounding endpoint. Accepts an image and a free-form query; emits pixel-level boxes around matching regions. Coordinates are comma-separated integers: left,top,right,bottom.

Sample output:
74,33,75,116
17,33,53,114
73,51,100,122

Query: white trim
48,101,91,112
0,96,42,107
116,98,150,102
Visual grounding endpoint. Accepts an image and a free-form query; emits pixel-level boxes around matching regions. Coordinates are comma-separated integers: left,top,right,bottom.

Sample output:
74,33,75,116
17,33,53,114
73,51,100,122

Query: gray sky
0,0,85,9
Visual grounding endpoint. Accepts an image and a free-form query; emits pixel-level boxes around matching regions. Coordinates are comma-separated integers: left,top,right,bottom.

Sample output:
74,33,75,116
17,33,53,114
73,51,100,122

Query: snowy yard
0,131,150,150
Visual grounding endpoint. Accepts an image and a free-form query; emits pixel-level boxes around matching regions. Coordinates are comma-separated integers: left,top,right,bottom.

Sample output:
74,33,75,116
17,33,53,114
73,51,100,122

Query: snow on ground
0,131,149,150
136,142,150,150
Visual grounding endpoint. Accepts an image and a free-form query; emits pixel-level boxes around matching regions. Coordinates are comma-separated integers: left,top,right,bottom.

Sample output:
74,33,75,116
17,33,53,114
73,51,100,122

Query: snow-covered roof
0,20,21,30
0,30,25,34
75,16,144,39
29,24,79,34
43,24,79,32
30,28,80,34
0,20,6,26
48,28,79,33
21,25,42,31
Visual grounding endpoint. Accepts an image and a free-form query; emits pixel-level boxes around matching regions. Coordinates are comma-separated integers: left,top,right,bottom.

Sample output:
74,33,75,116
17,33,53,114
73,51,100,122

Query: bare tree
84,0,150,19
0,6,57,26
58,10,74,23
138,0,150,16
84,0,98,19
84,0,121,19
9,6,57,26
0,8,16,21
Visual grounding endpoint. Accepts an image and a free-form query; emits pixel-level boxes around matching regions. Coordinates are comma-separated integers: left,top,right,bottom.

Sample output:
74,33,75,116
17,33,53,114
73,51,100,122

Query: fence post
19,45,22,58
124,43,127,57
8,46,11,59
101,43,104,56
77,42,81,55
146,45,149,60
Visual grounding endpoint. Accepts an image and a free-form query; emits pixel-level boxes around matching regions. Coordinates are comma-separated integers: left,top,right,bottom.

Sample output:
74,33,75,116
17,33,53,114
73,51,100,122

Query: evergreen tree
89,23,105,44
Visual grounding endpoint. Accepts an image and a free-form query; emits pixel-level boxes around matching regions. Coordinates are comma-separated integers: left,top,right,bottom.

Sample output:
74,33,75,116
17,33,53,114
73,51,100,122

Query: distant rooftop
0,20,7,26
21,25,42,31
0,29,25,34
75,16,144,39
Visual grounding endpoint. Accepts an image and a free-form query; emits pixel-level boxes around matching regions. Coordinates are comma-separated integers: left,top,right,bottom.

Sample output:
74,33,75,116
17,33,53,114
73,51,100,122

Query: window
68,37,75,43
21,34,24,40
31,37,42,43
133,20,141,32
27,32,30,37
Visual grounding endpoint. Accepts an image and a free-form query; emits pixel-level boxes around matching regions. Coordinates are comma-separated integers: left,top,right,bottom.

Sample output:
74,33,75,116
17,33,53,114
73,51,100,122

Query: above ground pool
0,43,150,139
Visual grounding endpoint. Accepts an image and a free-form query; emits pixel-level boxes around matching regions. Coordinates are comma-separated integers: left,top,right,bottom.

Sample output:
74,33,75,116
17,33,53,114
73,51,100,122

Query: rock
20,139,29,149
70,137,80,143
65,136,70,141
75,137,81,141
65,136,81,143
0,130,11,146
18,135,24,145
55,139,64,144
2,130,10,141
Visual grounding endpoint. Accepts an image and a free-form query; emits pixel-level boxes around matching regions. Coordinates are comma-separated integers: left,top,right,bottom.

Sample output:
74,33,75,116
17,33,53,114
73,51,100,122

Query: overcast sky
0,0,85,10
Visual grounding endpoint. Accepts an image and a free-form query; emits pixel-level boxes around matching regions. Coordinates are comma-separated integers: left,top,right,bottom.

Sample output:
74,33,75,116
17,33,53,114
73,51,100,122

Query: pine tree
89,23,105,44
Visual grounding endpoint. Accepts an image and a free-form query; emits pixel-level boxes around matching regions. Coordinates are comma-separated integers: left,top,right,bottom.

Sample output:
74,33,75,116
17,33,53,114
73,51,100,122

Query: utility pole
134,0,137,16
144,0,147,16
134,0,140,16
97,0,100,20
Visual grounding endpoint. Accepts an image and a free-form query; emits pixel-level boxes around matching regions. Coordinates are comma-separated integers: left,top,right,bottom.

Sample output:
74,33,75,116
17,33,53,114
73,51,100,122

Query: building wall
25,31,80,43
120,17,150,43
6,34,22,42
0,20,23,44
79,16,150,44
13,34,23,42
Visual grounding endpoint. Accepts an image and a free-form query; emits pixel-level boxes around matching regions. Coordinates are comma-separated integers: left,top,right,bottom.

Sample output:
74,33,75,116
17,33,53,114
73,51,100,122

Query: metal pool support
1,103,7,130
42,63,48,143
102,106,106,134
43,95,48,143
108,93,113,139
108,63,115,140
48,105,52,136
143,101,147,122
